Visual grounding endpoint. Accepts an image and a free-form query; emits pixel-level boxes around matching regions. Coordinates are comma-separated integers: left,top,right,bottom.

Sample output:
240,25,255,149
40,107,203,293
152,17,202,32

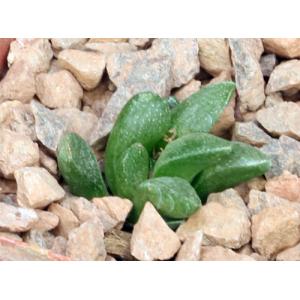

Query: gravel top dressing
1,38,300,261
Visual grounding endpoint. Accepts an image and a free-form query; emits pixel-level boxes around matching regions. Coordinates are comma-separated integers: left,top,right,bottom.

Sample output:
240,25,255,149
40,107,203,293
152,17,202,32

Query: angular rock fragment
247,190,300,216
232,121,272,146
265,171,300,202
200,246,254,261
32,209,59,231
257,102,300,140
0,129,39,179
92,39,199,143
92,196,133,229
197,38,232,76
91,54,173,143
31,100,67,153
62,196,118,233
261,135,300,178
266,60,300,94
39,149,58,175
106,50,172,90
51,38,88,50
7,38,53,73
0,39,53,103
61,196,100,223
0,100,36,140
82,80,113,117
276,243,300,261
252,205,300,258
177,189,251,249
262,38,300,58
264,93,284,108
55,108,97,143
130,202,181,261
66,218,106,261
36,70,83,108
176,231,203,261
260,54,277,77
174,79,201,102
48,203,80,239
0,202,38,232
0,61,36,102
57,49,105,90
15,167,65,209
151,38,199,88
229,38,265,112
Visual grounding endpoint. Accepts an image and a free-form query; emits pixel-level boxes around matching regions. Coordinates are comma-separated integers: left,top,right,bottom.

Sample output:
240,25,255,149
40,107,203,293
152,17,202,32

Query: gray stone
229,38,265,112
90,54,173,144
261,135,300,179
260,54,277,77
151,38,199,88
248,190,300,216
31,100,67,153
91,39,199,144
54,108,97,144
232,121,272,146
23,230,55,249
0,101,36,141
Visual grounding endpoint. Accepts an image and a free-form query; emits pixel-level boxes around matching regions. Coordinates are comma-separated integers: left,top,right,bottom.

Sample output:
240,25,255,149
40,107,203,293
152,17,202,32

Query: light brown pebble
130,202,181,261
15,167,65,209
66,218,106,261
36,70,83,109
0,129,39,179
48,203,80,239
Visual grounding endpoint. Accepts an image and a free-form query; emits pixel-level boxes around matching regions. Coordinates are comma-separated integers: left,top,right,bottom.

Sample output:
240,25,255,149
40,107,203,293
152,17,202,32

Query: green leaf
153,133,232,182
105,92,172,197
131,176,201,222
114,143,149,198
172,81,236,137
193,142,272,199
57,132,108,199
